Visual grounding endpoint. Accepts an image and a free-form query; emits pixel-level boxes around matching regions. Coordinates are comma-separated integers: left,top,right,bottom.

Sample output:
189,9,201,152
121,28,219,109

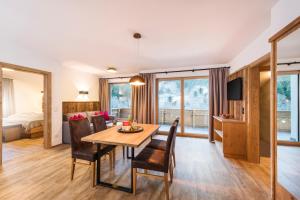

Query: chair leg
113,148,116,168
172,150,176,168
91,162,96,187
133,168,137,195
169,163,173,184
109,152,113,170
71,158,76,181
122,146,125,159
164,173,169,200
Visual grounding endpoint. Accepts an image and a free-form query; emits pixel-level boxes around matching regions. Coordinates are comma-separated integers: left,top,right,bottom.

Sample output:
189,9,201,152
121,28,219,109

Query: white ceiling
0,0,277,75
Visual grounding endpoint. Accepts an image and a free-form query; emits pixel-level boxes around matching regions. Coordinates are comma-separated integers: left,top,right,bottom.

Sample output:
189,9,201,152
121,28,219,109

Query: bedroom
2,68,44,162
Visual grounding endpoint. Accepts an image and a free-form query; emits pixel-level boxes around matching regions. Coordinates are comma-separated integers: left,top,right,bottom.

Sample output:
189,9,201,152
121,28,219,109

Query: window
110,83,131,119
157,77,209,136
277,74,299,142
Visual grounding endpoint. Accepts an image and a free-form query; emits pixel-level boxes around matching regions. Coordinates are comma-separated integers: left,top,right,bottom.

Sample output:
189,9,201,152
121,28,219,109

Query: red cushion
93,111,110,120
69,114,86,121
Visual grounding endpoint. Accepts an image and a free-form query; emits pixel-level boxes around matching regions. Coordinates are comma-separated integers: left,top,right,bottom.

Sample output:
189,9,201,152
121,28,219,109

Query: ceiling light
2,68,15,72
129,75,145,86
129,33,145,86
106,67,117,73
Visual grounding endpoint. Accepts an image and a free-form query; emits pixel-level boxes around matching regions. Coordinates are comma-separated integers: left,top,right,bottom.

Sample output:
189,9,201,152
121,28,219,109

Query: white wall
230,0,300,72
61,67,99,102
0,38,63,145
3,70,43,114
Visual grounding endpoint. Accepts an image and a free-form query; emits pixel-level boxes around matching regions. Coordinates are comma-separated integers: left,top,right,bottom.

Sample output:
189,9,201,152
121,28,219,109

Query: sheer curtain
3,78,15,117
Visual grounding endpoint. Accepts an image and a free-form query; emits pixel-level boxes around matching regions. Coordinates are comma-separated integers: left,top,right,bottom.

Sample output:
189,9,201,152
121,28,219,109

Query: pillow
93,111,110,121
66,112,87,120
69,114,86,121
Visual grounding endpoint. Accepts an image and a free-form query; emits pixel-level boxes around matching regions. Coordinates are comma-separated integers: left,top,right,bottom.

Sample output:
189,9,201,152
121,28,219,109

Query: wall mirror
270,17,300,200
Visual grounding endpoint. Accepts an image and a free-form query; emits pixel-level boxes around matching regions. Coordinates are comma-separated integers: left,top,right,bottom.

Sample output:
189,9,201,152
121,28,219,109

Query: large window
110,83,131,119
157,77,209,136
277,74,299,142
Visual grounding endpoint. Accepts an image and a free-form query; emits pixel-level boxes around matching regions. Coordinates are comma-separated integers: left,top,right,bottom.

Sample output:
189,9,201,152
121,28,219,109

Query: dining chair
132,120,178,200
91,115,116,168
146,117,179,168
69,118,114,187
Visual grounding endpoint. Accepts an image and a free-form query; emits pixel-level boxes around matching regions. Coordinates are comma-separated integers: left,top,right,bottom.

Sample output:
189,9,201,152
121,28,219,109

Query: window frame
109,82,132,119
277,70,300,143
155,76,209,138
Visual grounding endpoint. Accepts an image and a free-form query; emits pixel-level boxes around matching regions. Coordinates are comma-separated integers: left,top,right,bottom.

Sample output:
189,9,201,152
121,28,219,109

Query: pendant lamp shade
129,75,145,86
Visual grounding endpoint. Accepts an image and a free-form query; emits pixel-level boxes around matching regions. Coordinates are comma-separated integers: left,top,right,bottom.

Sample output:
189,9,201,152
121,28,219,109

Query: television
227,78,243,100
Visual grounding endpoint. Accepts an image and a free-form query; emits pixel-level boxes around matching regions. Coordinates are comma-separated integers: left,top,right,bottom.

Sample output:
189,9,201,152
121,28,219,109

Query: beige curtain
2,78,15,117
209,68,229,142
131,74,155,124
99,78,109,112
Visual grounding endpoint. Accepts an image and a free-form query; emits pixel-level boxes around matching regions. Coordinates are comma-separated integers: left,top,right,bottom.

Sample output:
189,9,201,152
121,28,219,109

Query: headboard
62,101,99,114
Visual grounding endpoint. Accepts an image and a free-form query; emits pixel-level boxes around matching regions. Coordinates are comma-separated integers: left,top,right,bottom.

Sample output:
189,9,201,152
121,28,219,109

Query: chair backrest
69,118,92,152
164,119,179,168
91,115,107,133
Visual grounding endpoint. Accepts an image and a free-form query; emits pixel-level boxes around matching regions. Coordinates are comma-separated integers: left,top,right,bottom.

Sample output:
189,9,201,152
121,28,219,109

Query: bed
2,112,44,142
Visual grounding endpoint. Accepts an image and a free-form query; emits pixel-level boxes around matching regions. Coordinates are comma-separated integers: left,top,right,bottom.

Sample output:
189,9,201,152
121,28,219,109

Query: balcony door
156,77,209,137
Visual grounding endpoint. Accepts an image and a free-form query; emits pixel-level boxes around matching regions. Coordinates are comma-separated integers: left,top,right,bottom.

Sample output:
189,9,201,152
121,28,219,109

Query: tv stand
213,116,246,159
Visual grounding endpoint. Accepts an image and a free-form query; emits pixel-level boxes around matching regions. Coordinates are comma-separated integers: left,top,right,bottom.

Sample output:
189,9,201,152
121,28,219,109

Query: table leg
130,147,135,192
97,144,101,182
127,147,134,159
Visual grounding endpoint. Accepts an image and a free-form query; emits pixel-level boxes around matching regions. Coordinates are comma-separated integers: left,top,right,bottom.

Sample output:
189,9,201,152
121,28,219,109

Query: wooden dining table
81,123,160,193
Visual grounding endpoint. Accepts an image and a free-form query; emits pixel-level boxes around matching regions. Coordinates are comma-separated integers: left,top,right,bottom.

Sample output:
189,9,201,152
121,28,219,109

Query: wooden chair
91,115,116,168
69,118,114,187
146,117,179,168
132,121,178,200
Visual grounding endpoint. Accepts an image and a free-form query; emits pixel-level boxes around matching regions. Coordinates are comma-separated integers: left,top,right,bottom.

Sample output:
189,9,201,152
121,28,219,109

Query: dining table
81,123,160,193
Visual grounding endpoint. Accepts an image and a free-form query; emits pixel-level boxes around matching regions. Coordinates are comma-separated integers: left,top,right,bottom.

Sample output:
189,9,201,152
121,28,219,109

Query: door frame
0,61,52,165
155,76,209,138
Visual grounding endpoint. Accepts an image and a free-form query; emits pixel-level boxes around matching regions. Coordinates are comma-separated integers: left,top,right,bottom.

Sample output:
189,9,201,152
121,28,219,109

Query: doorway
0,62,52,165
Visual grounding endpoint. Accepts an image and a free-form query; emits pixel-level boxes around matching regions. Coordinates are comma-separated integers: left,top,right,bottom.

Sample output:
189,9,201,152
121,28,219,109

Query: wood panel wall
62,101,99,114
228,58,269,163
228,69,247,121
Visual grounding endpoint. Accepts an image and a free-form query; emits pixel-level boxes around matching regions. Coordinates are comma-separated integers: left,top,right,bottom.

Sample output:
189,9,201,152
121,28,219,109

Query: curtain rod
105,66,230,80
278,61,300,66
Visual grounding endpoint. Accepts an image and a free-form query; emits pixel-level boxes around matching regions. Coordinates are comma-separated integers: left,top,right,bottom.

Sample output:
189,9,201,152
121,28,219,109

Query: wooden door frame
0,61,52,165
155,76,209,138
269,16,300,200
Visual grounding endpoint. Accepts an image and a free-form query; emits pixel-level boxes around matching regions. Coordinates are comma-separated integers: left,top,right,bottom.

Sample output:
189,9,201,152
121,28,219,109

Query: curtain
209,68,229,142
99,78,109,112
3,78,15,117
131,73,155,124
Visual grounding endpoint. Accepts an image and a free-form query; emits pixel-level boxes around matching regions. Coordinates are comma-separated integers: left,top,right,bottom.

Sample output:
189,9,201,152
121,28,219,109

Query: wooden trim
277,141,300,147
269,16,300,42
277,70,300,75
270,41,277,200
0,69,2,165
0,61,52,165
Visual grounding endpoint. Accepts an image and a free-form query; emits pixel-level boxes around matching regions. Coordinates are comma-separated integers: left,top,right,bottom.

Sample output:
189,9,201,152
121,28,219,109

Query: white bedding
3,112,44,131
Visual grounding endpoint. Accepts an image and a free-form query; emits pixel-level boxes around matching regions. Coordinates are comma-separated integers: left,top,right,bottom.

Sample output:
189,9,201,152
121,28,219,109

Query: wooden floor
0,136,271,200
278,145,300,199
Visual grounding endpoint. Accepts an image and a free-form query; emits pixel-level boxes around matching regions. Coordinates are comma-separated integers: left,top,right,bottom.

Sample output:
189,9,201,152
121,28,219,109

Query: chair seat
132,147,167,173
73,144,98,162
73,144,115,162
147,139,167,151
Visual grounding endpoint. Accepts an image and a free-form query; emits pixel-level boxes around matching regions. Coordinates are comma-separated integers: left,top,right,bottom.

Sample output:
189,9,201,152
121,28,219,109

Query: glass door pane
158,80,181,132
277,74,299,141
184,79,209,135
110,83,132,119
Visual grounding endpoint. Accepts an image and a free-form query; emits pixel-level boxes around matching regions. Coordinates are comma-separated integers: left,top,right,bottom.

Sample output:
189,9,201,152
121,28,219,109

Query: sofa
62,111,115,144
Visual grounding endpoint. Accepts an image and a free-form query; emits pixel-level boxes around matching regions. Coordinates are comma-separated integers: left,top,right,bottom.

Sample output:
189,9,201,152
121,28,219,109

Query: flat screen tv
227,77,243,100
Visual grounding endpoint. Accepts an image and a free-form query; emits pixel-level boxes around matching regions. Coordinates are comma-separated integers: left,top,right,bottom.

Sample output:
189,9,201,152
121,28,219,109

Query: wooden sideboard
213,116,246,159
